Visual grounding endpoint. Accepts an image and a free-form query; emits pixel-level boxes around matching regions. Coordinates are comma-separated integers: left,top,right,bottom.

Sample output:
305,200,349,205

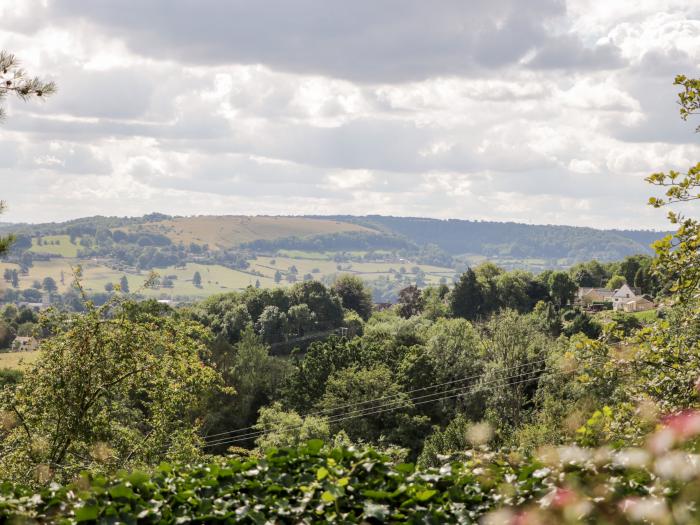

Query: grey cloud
37,0,620,83
527,36,624,70
612,72,700,144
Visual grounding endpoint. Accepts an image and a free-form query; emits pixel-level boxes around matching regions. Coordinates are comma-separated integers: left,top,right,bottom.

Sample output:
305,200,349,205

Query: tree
645,78,700,302
480,310,549,431
619,256,642,286
287,303,315,336
547,271,577,308
253,402,330,450
0,51,56,121
207,327,289,445
104,282,114,292
192,271,202,288
10,270,18,288
0,51,56,255
421,285,449,320
474,262,502,316
397,285,424,319
119,275,130,293
495,271,532,312
42,276,57,294
255,305,288,343
332,275,373,320
606,274,626,290
0,297,222,484
288,281,344,330
316,365,427,447
449,268,483,320
572,267,595,287
274,270,282,284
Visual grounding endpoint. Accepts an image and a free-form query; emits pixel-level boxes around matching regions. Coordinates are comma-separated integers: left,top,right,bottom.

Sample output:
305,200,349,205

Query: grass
28,235,78,257
117,216,376,250
0,350,40,370
630,309,658,323
1,250,455,300
594,308,659,325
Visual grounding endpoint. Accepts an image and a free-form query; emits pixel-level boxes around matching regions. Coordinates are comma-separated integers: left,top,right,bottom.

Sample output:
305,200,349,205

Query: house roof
581,288,613,298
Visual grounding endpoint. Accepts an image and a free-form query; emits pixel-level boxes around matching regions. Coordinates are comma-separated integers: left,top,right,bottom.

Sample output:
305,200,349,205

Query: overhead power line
202,357,550,442
204,365,566,448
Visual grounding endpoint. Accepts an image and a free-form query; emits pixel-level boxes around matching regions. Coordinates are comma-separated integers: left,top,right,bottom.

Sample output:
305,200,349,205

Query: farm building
577,287,614,306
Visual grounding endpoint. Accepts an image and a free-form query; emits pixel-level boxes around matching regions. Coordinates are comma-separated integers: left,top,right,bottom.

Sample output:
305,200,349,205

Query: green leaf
395,463,415,474
74,504,100,522
316,467,329,481
306,439,324,454
108,484,134,499
320,490,336,503
415,489,437,502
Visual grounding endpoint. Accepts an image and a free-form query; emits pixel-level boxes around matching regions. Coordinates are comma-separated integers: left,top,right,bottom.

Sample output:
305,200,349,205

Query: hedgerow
3,414,700,525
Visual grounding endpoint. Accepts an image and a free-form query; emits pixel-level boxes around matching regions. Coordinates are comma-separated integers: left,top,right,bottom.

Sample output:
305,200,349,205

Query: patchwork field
1,253,455,300
118,216,377,250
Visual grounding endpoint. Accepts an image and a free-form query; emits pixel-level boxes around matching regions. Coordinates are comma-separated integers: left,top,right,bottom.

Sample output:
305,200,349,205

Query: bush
3,418,700,524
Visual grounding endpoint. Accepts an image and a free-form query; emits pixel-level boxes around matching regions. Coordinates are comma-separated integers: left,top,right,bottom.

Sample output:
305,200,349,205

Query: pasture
28,235,79,257
1,251,455,299
118,216,376,250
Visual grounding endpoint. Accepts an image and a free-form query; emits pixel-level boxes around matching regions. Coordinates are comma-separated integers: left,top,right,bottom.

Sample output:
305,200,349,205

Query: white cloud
0,0,697,229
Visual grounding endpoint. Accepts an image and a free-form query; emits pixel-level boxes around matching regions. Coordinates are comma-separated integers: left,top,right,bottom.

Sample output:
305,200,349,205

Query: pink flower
662,410,700,440
551,488,576,508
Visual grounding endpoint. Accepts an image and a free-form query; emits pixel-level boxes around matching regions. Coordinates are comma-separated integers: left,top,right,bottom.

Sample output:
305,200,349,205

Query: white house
612,284,653,312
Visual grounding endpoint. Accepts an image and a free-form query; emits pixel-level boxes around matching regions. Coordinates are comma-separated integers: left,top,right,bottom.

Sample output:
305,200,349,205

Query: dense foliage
2,423,700,524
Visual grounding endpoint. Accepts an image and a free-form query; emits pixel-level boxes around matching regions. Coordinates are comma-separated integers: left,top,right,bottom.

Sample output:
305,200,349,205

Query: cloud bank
0,0,698,228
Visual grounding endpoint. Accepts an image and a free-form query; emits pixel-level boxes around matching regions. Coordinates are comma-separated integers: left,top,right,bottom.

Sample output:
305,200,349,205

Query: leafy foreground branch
2,414,700,524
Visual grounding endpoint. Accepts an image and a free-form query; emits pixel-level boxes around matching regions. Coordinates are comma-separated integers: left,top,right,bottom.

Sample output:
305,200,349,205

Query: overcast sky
0,0,698,228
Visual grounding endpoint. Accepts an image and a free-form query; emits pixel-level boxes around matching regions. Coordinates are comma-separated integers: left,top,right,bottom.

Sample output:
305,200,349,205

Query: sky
0,0,698,229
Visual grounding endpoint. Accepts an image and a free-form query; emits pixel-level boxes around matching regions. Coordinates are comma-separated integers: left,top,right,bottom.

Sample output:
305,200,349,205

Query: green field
1,253,455,299
28,235,79,257
0,350,40,370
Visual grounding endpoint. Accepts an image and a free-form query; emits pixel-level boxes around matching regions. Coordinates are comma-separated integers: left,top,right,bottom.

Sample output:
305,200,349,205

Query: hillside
327,215,666,260
3,214,668,264
0,214,671,301
116,215,377,250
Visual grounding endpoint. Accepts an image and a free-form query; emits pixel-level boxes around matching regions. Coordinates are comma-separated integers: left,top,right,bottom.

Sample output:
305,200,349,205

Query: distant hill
323,216,669,263
1,213,670,269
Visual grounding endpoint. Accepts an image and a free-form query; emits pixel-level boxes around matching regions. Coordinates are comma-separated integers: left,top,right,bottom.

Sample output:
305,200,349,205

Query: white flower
612,448,650,469
654,452,700,481
533,468,550,479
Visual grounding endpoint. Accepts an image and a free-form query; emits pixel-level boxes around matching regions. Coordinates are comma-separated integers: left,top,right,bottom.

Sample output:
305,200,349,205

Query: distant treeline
240,231,412,252
324,215,670,261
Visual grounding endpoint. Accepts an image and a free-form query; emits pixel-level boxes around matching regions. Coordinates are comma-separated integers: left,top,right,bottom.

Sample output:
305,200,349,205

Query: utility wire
202,357,550,441
203,366,543,447
206,370,558,449
205,365,562,448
